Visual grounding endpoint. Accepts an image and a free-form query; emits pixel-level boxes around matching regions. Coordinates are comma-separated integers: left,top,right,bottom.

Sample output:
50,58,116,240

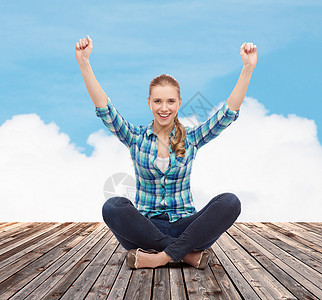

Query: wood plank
253,222,322,266
0,223,77,283
182,251,221,300
152,267,170,299
208,244,242,299
234,223,322,299
290,222,322,240
263,222,322,254
216,232,296,299
246,222,322,273
0,222,51,243
105,246,133,300
20,223,106,300
0,223,95,298
0,222,320,299
59,233,119,299
267,222,322,253
285,222,322,246
229,224,321,299
0,222,35,240
298,222,322,232
168,262,187,300
123,268,153,300
211,241,258,299
307,222,322,228
0,222,58,256
39,225,112,300
0,222,20,230
85,243,128,299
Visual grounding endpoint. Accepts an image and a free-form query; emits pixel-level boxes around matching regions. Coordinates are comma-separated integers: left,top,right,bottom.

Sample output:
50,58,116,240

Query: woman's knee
224,193,241,217
102,196,132,222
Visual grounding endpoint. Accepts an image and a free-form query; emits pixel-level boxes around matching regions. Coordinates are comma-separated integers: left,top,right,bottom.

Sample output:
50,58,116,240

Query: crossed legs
102,193,241,268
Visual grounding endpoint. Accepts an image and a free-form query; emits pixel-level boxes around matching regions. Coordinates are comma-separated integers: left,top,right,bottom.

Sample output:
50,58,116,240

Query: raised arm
226,42,257,111
75,35,108,108
187,42,257,150
75,35,140,149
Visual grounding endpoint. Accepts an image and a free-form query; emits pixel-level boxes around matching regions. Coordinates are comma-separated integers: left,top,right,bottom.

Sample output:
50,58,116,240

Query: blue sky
1,0,321,157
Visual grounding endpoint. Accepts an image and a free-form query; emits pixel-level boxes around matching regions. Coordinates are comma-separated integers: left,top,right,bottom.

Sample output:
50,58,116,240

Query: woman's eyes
155,100,175,103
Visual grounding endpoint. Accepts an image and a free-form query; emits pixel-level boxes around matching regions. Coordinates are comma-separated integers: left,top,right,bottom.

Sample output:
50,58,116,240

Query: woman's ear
147,97,152,110
178,97,182,109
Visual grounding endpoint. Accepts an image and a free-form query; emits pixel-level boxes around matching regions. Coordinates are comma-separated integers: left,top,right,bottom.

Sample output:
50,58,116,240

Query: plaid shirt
95,96,239,223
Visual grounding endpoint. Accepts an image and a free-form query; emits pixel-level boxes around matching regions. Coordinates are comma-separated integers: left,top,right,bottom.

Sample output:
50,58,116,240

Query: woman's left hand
240,42,257,70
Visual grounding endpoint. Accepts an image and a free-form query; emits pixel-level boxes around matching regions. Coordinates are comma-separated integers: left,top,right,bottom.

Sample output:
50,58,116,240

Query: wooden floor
0,222,321,300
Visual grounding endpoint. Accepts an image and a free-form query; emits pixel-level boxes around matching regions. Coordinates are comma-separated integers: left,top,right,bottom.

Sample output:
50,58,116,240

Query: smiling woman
75,35,257,270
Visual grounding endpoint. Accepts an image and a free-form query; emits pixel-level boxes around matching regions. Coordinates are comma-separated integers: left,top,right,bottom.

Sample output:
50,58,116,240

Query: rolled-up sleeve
187,99,239,150
95,97,140,149
222,100,240,119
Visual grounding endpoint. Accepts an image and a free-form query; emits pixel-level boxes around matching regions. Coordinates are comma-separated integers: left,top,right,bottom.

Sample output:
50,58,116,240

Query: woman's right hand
75,35,93,62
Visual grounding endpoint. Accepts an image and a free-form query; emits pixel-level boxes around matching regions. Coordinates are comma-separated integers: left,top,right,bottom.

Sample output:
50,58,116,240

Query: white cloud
188,98,322,221
0,113,134,222
0,97,321,221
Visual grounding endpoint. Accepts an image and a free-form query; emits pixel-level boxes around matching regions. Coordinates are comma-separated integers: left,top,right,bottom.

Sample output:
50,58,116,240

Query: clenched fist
240,42,257,70
75,35,93,62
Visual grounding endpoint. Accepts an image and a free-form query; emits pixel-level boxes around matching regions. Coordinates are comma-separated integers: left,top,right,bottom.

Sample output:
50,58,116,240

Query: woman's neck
152,120,175,139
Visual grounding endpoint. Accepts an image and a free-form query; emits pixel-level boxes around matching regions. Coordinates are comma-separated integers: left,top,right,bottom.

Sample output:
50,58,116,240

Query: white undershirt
156,156,169,206
155,156,169,173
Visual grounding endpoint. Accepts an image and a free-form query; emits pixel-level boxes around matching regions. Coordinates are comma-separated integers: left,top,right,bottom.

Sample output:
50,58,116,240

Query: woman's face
147,85,182,127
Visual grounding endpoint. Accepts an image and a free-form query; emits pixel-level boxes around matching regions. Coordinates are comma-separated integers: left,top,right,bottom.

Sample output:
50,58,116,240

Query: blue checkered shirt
95,96,239,223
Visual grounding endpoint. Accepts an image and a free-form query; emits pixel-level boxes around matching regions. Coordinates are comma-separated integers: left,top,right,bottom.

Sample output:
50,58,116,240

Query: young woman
75,35,257,269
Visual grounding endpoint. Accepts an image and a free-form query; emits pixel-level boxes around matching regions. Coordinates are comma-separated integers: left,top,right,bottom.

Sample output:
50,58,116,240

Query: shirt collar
147,120,176,138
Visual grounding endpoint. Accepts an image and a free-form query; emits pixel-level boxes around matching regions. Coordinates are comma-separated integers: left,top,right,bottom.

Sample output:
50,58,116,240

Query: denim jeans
102,193,241,263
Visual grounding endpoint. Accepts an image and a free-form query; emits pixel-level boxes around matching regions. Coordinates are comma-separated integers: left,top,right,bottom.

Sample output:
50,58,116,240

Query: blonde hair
149,74,186,158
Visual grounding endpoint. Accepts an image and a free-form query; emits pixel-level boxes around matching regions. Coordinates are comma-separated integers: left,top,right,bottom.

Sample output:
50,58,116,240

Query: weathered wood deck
0,222,321,299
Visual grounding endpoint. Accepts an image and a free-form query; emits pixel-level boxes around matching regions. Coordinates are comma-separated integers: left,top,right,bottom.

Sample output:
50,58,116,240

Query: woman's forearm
226,66,254,111
77,58,108,108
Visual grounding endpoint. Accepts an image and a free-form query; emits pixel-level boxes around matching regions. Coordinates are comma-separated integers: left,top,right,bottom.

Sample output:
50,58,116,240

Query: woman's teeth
159,113,170,119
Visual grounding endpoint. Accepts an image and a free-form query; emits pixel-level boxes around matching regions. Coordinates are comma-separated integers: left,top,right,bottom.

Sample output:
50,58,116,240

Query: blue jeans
102,193,241,263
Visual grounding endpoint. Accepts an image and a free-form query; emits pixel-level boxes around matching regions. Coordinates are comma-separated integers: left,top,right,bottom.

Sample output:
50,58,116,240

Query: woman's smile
158,113,171,120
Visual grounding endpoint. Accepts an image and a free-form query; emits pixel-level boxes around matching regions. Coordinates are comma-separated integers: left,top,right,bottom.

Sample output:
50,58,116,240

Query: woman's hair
149,74,186,158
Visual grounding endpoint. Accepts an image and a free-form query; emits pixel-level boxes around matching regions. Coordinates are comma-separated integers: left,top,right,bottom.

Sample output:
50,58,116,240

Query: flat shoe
126,248,159,269
195,248,211,269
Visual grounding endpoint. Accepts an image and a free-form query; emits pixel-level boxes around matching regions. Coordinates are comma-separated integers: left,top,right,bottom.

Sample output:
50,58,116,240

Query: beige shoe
195,248,211,269
126,248,159,269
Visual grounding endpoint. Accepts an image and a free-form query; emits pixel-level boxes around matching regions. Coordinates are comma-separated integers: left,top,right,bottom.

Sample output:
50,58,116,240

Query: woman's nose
161,102,168,110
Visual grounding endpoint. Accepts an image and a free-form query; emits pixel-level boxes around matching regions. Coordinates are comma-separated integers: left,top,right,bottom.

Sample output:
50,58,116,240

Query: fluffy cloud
188,98,322,221
0,113,133,222
1,97,321,221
